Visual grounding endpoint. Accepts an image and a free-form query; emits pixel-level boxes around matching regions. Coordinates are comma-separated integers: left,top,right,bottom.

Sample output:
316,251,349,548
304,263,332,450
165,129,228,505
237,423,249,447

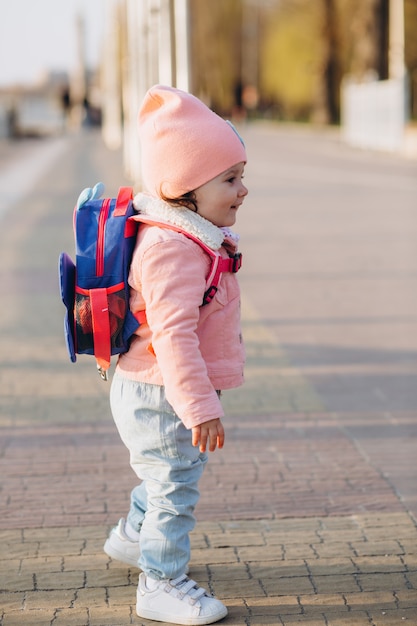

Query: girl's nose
239,182,248,197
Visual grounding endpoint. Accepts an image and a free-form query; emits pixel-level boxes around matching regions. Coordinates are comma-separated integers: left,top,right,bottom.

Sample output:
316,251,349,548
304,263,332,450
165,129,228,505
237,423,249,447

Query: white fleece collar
133,193,225,251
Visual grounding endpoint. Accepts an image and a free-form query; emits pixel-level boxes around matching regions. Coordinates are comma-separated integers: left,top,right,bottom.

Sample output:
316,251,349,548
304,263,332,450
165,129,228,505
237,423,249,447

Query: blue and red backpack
59,185,242,380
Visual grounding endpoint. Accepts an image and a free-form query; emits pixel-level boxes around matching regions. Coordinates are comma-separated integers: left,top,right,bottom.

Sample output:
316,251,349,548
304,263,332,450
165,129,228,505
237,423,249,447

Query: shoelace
167,574,207,605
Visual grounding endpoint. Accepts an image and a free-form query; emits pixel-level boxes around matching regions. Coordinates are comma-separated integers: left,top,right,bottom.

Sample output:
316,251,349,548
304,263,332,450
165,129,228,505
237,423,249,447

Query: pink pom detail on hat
138,85,247,199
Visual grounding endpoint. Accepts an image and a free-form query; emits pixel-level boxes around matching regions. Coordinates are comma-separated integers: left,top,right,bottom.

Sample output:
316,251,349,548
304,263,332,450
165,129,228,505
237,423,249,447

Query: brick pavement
0,128,416,625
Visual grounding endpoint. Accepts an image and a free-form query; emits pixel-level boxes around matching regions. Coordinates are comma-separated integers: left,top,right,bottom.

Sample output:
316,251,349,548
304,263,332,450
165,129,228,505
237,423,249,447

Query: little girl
104,85,248,625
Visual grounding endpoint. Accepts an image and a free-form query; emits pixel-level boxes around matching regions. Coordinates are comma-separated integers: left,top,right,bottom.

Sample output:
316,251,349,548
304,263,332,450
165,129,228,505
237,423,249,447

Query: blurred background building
0,0,416,178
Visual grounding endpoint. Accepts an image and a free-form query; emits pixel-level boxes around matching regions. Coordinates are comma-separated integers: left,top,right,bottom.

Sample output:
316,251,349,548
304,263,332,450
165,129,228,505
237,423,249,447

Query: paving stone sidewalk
0,129,416,625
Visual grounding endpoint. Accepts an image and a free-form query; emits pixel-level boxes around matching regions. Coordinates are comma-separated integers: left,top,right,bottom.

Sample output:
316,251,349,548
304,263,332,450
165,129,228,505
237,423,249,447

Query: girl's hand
192,418,225,453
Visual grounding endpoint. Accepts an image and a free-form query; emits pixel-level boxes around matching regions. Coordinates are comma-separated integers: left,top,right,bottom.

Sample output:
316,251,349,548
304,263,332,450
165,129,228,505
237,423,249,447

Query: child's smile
194,162,248,227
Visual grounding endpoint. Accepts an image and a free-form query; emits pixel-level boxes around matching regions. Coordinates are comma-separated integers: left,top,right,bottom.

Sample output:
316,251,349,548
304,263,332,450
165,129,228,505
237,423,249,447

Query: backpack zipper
96,198,111,276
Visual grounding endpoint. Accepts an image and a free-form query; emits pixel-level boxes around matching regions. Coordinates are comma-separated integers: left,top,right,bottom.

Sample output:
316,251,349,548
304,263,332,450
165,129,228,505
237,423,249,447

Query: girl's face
194,162,248,228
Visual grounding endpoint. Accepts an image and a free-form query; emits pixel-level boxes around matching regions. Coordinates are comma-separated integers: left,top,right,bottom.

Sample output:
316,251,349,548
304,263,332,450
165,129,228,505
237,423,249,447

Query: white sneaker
103,518,140,567
136,572,227,625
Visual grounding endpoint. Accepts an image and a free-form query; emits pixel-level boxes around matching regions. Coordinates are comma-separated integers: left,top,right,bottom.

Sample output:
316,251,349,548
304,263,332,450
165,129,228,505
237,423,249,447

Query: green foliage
260,0,323,119
189,0,417,122
190,0,242,112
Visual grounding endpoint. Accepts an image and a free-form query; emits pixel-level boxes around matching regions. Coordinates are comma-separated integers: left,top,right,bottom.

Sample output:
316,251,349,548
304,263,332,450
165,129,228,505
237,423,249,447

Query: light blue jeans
110,373,208,580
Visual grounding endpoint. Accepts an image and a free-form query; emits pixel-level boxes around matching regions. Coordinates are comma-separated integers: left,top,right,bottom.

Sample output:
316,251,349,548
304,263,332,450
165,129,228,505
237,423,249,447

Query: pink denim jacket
116,194,245,429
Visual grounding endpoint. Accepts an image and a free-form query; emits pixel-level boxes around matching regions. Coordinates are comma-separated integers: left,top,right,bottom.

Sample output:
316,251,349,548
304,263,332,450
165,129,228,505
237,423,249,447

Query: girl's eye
226,174,244,183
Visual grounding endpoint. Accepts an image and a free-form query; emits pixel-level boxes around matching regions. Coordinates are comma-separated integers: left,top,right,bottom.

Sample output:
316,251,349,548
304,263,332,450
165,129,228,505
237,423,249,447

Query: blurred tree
337,0,388,81
405,0,417,118
259,0,394,122
259,0,323,121
189,0,242,113
316,0,340,123
188,0,417,122
405,0,417,70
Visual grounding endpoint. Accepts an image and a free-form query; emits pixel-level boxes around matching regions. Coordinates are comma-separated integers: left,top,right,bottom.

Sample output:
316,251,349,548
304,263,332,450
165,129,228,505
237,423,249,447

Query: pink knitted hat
138,85,247,198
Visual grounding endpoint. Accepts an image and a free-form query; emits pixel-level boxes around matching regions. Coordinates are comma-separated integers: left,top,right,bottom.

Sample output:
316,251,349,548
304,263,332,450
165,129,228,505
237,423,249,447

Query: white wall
341,77,408,154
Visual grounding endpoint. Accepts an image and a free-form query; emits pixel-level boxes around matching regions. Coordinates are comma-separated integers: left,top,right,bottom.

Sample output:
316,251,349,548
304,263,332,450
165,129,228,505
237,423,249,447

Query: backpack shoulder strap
131,215,242,324
114,186,134,216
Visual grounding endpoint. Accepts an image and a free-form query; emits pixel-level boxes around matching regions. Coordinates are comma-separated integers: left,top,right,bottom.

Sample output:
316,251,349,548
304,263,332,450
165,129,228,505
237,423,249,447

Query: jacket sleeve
135,234,224,428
